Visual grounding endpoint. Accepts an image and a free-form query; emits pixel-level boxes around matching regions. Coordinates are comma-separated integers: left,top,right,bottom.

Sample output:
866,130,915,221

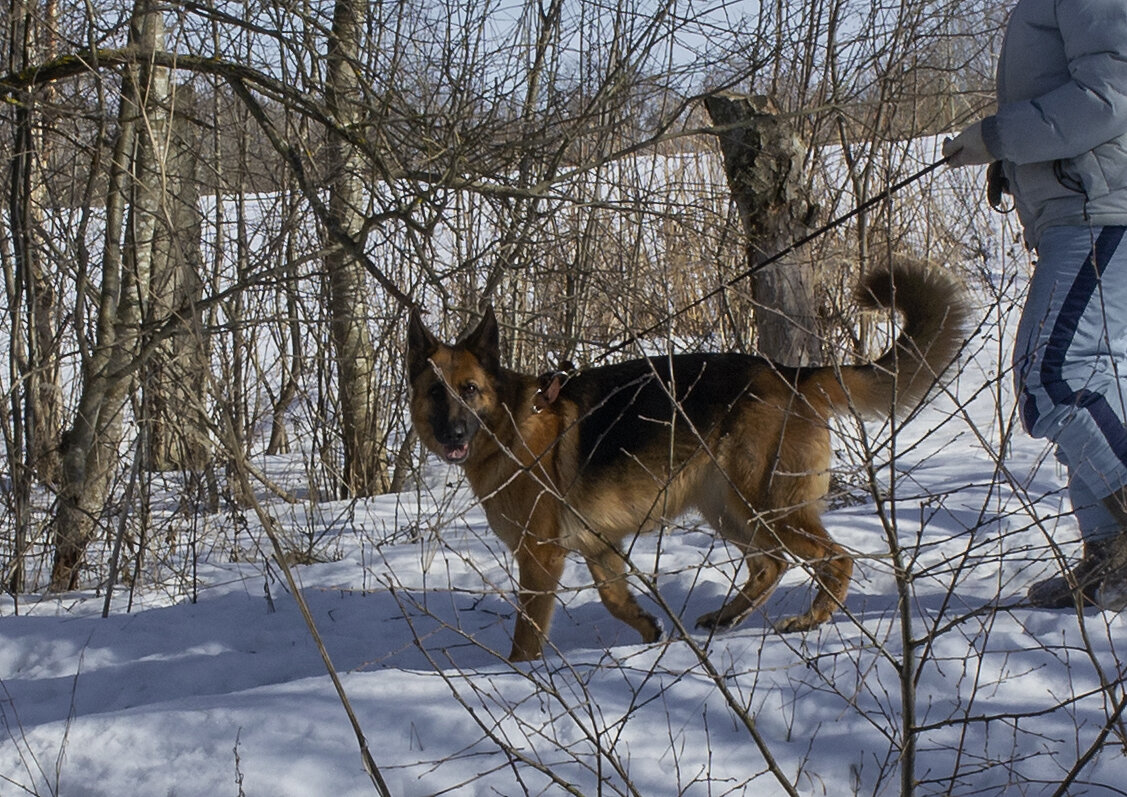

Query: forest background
0,0,1001,591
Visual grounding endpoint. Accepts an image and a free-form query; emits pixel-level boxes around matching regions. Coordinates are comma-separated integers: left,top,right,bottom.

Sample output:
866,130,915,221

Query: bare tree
141,81,211,475
322,0,390,497
706,93,822,364
49,0,170,590
3,0,63,593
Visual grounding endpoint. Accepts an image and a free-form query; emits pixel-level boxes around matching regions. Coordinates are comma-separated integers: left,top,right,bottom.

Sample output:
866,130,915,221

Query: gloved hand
942,120,993,167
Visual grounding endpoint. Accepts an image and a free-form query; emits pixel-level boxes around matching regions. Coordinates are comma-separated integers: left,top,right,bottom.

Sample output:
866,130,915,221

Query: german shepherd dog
407,260,967,661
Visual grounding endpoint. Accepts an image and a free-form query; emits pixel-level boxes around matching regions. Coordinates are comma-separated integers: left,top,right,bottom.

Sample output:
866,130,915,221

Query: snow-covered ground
3,259,1127,797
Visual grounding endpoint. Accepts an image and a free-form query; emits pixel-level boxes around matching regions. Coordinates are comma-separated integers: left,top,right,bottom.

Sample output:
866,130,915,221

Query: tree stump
705,93,822,366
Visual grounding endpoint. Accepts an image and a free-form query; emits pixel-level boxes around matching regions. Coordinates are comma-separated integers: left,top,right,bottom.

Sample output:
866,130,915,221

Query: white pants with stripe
1015,225,1127,542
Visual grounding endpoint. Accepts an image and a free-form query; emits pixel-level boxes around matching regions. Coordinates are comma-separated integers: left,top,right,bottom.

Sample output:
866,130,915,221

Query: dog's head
407,306,501,464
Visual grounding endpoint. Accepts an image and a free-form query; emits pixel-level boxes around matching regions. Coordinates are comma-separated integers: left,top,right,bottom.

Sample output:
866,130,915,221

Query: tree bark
267,195,304,457
705,93,823,366
323,0,389,497
5,0,63,592
142,82,211,473
49,0,168,590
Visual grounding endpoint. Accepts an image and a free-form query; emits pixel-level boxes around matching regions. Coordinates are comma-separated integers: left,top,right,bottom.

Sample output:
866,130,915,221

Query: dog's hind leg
772,511,852,632
692,499,788,631
509,536,567,662
694,545,788,631
586,547,663,644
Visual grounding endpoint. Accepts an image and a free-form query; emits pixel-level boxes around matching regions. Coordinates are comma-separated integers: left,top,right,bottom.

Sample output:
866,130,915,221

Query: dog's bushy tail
806,256,970,418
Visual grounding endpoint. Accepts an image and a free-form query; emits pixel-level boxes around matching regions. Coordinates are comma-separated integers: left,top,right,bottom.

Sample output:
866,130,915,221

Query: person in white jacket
945,0,1127,609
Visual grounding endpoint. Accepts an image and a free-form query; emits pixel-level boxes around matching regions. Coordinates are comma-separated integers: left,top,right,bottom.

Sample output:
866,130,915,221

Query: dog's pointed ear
407,306,439,380
459,304,500,374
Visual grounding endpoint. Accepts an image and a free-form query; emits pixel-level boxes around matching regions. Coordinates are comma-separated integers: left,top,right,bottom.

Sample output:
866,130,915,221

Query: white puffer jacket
981,0,1127,247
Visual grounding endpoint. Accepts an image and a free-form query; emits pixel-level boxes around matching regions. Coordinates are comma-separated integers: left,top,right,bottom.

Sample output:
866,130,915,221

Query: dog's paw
695,610,738,631
639,615,664,643
694,610,720,630
774,613,823,633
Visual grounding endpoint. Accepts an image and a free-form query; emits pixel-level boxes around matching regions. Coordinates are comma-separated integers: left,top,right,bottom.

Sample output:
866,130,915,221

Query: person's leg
1015,225,1127,607
1026,451,1121,607
1068,462,1122,544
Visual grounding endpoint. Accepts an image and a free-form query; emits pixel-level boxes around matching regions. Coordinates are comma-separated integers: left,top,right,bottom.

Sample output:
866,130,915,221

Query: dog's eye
429,384,447,399
462,383,479,397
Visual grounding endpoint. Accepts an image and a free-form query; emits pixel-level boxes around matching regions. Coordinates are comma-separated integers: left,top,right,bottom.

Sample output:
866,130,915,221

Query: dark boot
1028,486,1127,610
1026,538,1114,608
1101,485,1127,527
1095,488,1127,610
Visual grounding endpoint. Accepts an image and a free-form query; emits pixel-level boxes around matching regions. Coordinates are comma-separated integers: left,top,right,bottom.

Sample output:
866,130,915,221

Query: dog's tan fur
407,259,968,661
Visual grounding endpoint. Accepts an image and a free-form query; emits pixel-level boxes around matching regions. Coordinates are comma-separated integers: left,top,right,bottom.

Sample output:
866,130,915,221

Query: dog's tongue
445,444,469,462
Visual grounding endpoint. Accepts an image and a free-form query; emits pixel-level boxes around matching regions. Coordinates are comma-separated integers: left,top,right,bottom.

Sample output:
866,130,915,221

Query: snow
5,179,1127,795
6,353,1127,796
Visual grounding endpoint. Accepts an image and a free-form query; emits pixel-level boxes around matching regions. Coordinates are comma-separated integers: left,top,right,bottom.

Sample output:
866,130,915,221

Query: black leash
533,153,955,406
599,153,955,362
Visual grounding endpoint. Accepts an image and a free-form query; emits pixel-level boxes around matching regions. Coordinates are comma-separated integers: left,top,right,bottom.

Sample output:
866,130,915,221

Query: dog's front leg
509,535,567,661
586,547,662,643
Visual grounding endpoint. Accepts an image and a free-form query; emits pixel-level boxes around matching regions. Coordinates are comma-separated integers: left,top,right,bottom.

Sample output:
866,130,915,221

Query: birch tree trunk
142,82,210,474
49,0,169,590
706,93,823,366
266,188,305,457
324,0,389,497
5,0,63,591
